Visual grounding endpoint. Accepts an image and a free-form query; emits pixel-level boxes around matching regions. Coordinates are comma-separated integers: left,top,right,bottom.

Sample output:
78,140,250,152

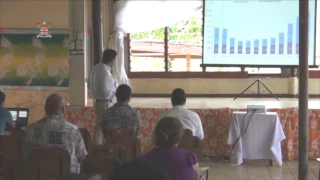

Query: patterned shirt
24,114,87,173
101,103,142,135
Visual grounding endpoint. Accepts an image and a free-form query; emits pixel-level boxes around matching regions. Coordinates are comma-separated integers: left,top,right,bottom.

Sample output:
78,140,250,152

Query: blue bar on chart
214,28,219,54
254,40,259,54
279,33,284,54
287,23,293,54
262,39,267,54
246,41,251,54
296,16,299,54
238,41,243,54
270,38,276,54
222,29,227,54
230,38,235,54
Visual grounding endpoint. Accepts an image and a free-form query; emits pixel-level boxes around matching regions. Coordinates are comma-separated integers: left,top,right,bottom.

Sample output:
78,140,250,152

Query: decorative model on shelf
36,21,52,38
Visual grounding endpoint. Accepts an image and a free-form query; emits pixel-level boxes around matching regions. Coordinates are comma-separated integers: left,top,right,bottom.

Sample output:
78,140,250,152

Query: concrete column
68,0,88,106
298,0,309,179
92,0,103,65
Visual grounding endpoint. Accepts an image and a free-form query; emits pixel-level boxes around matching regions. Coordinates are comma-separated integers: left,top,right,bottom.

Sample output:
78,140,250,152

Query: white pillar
69,0,88,106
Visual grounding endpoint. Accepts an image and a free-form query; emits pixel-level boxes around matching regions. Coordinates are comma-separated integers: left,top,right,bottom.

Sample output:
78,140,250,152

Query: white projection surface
203,0,317,66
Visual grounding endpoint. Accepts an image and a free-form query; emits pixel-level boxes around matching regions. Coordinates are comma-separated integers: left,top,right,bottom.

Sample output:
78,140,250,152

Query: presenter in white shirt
88,49,117,145
159,88,204,140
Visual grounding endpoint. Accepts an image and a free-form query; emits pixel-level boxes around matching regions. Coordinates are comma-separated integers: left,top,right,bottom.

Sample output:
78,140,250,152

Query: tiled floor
199,160,319,180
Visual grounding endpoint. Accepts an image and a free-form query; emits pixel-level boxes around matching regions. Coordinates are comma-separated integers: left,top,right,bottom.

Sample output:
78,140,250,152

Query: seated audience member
0,91,14,135
109,159,170,180
101,84,141,136
159,88,204,140
143,117,200,180
24,93,87,173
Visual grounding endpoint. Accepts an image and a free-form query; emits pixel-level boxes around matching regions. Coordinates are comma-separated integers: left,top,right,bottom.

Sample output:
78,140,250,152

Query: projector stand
233,68,279,101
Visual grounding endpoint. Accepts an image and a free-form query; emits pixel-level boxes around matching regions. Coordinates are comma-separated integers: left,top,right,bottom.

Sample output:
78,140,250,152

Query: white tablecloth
227,112,286,166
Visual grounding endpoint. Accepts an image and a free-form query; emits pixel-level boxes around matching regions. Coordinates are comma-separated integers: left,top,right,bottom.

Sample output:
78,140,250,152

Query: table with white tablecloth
227,112,286,166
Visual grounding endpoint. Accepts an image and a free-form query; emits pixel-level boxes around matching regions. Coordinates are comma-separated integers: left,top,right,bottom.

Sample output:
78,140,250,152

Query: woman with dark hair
143,117,200,180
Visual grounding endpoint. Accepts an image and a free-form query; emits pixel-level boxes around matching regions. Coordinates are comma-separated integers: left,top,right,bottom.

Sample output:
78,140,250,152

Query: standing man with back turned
89,49,117,145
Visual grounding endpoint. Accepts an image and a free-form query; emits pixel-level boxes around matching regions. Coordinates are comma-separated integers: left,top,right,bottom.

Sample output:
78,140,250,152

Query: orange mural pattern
64,106,320,160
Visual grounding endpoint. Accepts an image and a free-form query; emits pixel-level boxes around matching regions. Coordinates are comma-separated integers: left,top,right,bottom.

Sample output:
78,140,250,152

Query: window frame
127,31,283,78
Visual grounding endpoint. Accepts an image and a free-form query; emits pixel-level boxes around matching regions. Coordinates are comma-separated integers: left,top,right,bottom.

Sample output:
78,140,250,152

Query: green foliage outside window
130,12,203,46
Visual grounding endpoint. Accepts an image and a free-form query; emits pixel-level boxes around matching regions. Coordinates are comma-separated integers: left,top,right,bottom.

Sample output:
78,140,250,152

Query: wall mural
0,29,69,88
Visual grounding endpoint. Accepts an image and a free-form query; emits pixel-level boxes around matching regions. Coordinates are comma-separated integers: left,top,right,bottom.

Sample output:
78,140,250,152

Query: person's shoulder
131,107,140,115
175,147,195,156
64,120,79,129
93,63,102,68
91,63,106,73
160,108,173,117
26,118,47,130
185,109,200,118
131,108,141,119
157,110,172,121
63,121,82,138
103,107,113,116
179,149,198,165
0,107,11,115
90,64,99,71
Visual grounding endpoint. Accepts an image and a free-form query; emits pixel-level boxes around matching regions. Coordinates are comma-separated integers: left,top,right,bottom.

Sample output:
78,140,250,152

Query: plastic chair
91,144,127,162
105,129,142,160
81,156,122,177
178,129,204,161
11,158,50,180
0,132,25,179
79,128,94,153
28,148,71,178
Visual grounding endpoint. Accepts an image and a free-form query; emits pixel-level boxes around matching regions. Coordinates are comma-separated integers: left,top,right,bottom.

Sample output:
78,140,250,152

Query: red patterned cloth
64,106,320,160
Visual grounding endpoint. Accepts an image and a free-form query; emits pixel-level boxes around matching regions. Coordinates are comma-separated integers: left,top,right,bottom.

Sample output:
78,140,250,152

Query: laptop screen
19,111,28,118
10,111,17,121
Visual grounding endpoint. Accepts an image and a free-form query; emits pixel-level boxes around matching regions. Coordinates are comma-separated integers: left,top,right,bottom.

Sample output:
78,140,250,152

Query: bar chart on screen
213,15,305,55
203,0,317,66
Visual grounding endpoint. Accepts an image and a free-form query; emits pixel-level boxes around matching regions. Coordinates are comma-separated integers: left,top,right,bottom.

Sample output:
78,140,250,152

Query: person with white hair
24,93,87,173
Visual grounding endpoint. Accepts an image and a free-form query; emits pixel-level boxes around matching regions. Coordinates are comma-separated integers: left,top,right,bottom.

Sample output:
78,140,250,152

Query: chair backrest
78,128,93,153
81,157,122,177
11,158,50,180
91,144,127,162
11,130,26,137
178,129,204,161
105,129,142,160
0,134,24,161
0,131,25,179
105,129,137,140
29,148,71,178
